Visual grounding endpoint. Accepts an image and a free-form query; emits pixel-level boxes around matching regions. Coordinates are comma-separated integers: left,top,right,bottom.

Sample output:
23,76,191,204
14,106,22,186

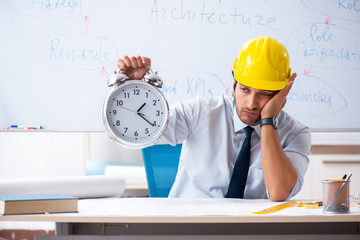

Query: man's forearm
261,125,298,201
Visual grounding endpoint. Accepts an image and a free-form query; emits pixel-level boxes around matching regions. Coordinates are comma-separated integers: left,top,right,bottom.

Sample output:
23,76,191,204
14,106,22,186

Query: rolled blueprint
105,165,146,183
0,175,125,198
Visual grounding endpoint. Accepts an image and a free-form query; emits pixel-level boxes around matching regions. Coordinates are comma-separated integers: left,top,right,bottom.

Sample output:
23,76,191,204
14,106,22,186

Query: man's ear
233,80,237,93
232,71,237,93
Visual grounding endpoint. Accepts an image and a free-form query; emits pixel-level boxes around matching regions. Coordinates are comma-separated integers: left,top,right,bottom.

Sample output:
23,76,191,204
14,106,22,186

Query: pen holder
322,180,350,214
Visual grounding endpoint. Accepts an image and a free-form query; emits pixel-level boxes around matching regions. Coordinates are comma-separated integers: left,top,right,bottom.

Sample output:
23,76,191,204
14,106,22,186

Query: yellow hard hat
233,36,291,91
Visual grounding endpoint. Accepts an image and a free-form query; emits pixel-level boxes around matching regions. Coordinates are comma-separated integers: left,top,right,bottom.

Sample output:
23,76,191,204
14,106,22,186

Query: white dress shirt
156,94,311,199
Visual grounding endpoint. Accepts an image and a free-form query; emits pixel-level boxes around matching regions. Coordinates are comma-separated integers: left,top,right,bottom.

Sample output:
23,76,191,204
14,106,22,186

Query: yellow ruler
252,201,300,214
298,201,322,209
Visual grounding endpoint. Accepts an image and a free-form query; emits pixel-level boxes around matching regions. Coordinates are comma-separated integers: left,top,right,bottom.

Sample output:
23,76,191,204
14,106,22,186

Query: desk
1,198,359,239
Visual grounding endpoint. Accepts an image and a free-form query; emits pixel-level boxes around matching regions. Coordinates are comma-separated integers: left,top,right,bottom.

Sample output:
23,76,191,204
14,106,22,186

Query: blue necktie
225,126,254,198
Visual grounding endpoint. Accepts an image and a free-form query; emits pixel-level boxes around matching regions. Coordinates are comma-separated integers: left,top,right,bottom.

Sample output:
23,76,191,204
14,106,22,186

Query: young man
116,36,311,201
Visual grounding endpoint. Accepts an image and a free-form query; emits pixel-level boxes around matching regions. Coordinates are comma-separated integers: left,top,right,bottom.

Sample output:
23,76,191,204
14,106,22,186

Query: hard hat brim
235,76,289,91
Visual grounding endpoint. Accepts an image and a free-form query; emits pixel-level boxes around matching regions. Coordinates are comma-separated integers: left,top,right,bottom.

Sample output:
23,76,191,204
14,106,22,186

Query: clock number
146,92,149,98
145,128,149,134
116,100,123,106
152,121,157,126
156,110,160,116
133,89,140,95
112,110,117,115
116,120,120,126
124,127,128,133
153,100,157,106
134,131,138,137
124,93,130,98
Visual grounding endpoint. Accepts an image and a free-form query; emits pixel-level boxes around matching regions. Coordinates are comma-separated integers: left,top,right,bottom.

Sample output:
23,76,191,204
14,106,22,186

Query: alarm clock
102,66,169,149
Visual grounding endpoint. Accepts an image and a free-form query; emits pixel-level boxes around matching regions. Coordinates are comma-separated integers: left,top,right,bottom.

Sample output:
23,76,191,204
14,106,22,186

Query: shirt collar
233,102,261,137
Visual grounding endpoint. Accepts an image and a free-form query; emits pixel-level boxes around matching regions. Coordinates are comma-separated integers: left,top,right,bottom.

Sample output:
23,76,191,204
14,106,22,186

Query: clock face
103,80,169,148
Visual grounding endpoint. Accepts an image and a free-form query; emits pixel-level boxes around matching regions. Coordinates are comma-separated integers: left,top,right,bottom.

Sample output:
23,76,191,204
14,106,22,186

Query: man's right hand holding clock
116,55,151,80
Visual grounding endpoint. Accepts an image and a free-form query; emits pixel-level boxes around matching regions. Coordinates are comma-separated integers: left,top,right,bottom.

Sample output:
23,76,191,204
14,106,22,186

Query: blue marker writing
10,125,43,129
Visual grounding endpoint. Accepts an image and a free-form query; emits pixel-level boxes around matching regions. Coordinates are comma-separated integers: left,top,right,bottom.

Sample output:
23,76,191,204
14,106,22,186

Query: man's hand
260,73,297,119
116,55,151,80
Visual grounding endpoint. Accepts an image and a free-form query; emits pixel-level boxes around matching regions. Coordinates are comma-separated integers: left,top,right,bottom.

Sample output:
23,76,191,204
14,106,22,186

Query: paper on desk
0,175,125,198
105,165,146,183
77,198,331,216
78,198,360,217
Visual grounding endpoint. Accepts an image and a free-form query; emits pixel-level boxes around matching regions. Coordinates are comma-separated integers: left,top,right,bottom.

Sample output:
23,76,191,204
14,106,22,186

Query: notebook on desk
0,194,78,215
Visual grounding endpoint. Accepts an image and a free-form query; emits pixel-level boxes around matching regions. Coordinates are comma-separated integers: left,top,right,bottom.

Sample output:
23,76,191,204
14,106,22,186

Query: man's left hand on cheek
260,73,297,119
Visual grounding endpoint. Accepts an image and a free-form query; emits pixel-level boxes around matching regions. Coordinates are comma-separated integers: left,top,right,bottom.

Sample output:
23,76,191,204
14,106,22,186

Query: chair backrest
142,144,182,197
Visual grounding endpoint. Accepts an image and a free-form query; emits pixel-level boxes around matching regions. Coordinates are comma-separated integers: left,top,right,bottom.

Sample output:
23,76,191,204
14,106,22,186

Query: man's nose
247,93,259,110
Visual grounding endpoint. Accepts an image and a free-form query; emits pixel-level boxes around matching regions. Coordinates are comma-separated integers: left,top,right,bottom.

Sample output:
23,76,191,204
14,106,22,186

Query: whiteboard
0,0,359,131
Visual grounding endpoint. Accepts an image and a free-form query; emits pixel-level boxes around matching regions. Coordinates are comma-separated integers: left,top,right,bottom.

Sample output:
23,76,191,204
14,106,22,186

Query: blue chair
142,144,182,197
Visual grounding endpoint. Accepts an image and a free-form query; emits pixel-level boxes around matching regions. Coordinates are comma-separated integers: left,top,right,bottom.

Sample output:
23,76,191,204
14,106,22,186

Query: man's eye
241,88,249,93
260,92,272,97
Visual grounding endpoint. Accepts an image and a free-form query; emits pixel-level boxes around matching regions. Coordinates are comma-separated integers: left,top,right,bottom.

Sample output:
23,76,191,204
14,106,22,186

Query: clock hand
119,106,136,113
137,112,155,127
137,103,146,113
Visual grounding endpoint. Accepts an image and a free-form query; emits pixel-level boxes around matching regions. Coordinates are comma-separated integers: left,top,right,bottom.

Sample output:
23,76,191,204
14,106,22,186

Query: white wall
0,131,144,180
0,132,86,179
87,132,143,165
294,132,360,200
311,132,360,145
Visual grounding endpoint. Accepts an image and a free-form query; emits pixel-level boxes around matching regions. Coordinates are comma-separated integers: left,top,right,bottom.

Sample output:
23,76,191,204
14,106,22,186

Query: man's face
233,81,277,126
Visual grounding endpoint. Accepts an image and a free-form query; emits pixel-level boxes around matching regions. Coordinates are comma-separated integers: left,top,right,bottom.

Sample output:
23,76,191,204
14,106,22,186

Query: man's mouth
243,110,258,116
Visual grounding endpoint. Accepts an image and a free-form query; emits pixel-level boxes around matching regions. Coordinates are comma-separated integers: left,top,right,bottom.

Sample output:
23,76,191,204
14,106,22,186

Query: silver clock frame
102,79,169,149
